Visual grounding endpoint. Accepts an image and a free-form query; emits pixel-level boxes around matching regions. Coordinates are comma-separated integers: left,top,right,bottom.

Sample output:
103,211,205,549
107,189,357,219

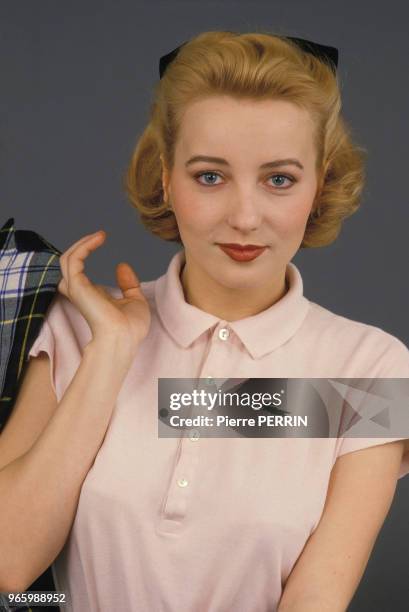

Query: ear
312,160,329,211
160,154,170,202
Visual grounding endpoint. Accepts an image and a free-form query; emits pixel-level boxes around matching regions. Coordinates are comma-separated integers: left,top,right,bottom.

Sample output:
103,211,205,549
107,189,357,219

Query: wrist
85,333,139,366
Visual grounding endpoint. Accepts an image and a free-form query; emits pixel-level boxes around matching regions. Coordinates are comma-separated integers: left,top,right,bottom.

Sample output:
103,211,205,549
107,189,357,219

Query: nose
226,191,263,233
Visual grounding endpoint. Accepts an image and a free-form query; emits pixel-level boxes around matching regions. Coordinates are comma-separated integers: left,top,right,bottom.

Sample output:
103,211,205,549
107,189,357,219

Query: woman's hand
57,230,151,352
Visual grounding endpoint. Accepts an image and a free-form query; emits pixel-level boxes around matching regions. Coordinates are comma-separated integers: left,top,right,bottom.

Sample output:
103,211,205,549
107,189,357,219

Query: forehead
176,95,316,162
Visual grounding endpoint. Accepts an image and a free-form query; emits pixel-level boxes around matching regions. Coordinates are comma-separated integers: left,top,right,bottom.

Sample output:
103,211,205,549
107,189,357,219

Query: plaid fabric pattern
0,217,62,430
0,217,62,611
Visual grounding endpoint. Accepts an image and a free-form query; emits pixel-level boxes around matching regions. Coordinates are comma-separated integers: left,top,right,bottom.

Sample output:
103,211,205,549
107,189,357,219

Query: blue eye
194,171,296,189
195,171,222,186
268,175,294,188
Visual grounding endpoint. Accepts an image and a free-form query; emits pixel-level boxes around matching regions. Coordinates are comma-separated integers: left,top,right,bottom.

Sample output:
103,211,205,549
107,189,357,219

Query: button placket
157,322,234,535
199,322,235,390
159,430,200,527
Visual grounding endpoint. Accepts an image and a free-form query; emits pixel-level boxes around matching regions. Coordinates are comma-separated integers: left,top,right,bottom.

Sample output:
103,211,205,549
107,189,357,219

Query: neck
179,255,289,322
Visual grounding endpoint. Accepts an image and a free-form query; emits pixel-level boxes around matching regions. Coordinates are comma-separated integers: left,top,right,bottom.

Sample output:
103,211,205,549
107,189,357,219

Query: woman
1,30,408,612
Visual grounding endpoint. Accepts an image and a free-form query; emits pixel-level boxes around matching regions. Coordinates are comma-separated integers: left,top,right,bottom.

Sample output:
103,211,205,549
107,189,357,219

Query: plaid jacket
0,217,62,611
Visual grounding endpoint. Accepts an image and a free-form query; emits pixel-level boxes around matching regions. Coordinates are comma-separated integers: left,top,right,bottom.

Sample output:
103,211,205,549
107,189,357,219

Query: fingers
66,232,105,282
58,231,105,296
57,232,142,305
60,231,102,279
116,262,142,298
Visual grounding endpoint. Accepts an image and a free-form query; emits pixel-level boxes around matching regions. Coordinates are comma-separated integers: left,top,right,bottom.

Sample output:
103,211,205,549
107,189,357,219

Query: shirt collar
154,250,310,359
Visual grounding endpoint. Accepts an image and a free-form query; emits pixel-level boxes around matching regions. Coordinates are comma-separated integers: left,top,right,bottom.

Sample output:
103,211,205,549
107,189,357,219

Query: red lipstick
217,243,267,262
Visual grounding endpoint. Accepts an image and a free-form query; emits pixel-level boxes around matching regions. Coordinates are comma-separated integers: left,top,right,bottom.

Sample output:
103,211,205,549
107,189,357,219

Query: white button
177,478,189,487
218,327,230,341
189,429,200,441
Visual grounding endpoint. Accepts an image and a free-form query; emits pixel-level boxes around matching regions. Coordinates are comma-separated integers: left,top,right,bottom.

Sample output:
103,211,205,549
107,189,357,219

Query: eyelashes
193,170,296,190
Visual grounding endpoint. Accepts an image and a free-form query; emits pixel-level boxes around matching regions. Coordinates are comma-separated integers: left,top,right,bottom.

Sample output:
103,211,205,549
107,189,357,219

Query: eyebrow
185,155,304,171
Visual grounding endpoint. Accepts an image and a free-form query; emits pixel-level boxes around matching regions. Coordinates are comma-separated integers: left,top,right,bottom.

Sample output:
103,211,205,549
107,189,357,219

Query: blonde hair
123,30,367,248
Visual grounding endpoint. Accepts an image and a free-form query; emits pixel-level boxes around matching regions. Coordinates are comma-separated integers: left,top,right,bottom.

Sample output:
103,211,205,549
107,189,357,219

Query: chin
209,268,269,290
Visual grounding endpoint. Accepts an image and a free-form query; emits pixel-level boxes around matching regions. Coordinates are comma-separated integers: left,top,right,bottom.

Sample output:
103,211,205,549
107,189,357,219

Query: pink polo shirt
28,249,409,612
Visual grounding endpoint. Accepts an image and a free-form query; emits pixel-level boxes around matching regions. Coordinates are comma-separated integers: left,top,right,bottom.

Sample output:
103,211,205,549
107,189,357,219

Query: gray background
1,1,408,610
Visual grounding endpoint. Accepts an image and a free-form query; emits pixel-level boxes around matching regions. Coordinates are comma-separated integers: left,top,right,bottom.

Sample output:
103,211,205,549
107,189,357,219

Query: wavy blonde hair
123,30,367,248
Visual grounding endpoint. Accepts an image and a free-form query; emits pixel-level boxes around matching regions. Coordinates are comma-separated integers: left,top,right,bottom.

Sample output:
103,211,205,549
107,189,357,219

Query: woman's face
162,95,320,292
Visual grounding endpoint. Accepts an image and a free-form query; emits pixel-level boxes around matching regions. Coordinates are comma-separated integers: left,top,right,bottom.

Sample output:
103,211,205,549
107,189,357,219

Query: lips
217,244,267,262
219,243,266,251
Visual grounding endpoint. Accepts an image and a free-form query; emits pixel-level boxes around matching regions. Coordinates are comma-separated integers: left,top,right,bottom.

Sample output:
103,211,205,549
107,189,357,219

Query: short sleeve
28,317,57,397
335,334,409,480
370,334,409,378
26,292,91,402
336,438,409,480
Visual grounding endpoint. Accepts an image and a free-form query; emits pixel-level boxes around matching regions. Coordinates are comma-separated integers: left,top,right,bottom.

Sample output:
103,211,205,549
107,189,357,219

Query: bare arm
277,440,407,612
0,228,149,593
0,335,134,593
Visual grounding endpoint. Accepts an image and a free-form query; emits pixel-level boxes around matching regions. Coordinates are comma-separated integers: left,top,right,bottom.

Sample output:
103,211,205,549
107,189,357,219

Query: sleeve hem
27,318,57,398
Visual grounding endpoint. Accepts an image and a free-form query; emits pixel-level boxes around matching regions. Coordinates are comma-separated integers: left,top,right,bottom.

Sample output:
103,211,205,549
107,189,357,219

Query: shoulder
303,300,409,377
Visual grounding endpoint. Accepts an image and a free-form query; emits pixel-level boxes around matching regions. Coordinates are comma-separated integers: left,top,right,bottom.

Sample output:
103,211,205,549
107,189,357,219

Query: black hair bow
159,34,338,79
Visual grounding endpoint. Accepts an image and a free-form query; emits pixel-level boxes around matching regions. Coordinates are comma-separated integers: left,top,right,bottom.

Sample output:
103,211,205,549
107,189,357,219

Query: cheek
270,195,313,239
171,181,220,232
270,207,308,239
